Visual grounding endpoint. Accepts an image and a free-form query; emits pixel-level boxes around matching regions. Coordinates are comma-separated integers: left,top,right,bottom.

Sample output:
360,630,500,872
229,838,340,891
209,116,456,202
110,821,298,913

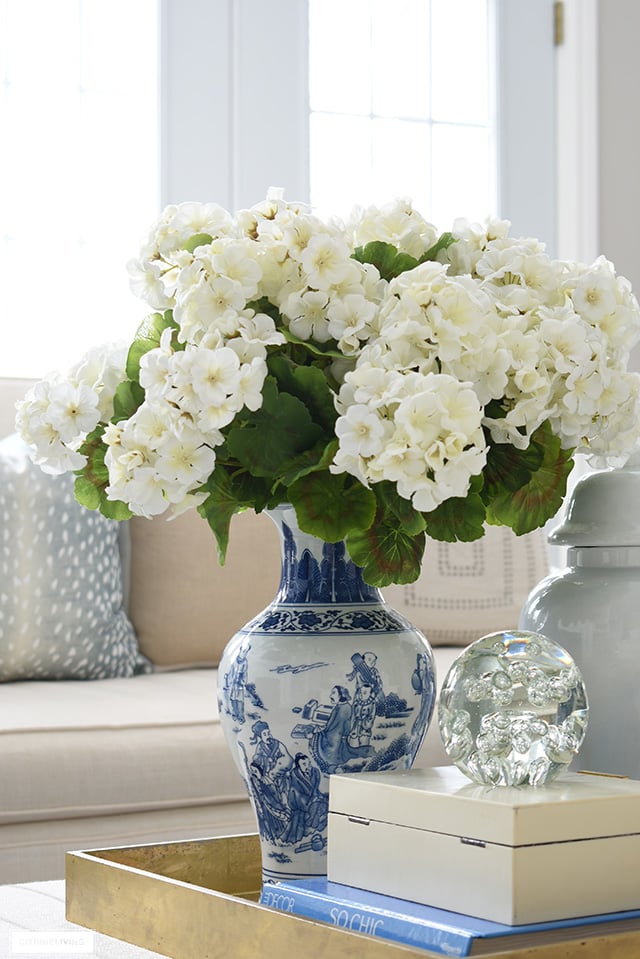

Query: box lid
329,766,640,846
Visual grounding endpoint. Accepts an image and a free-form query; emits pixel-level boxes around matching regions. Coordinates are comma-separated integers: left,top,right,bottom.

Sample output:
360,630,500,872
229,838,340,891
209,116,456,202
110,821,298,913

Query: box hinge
460,837,486,848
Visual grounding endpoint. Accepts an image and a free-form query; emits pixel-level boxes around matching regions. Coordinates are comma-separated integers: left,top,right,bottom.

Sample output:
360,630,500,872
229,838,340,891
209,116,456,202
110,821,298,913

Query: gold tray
66,833,640,959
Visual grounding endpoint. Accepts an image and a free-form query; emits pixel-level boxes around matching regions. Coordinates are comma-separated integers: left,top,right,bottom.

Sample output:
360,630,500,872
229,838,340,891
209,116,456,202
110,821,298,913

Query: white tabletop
0,881,164,958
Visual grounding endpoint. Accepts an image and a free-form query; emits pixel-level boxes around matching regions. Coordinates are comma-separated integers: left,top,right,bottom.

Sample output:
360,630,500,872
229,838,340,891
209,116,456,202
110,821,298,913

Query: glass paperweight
438,630,589,786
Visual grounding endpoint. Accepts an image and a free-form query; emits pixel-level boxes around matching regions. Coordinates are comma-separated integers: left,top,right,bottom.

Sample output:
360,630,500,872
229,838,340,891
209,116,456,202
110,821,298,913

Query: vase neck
267,506,383,604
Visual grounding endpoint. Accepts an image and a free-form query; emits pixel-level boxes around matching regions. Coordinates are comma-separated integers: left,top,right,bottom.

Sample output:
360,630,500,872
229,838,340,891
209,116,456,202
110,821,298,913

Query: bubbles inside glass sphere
438,630,588,786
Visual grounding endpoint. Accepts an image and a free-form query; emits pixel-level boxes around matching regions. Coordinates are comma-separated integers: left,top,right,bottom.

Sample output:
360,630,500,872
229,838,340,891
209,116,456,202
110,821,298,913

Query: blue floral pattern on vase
217,505,435,881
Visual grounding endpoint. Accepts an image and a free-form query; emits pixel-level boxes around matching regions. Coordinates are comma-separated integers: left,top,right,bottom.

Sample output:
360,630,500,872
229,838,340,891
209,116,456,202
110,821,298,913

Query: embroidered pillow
383,525,550,647
0,435,149,681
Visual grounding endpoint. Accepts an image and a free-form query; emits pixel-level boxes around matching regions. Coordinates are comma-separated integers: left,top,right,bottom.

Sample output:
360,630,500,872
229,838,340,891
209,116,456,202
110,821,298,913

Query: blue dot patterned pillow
0,435,150,681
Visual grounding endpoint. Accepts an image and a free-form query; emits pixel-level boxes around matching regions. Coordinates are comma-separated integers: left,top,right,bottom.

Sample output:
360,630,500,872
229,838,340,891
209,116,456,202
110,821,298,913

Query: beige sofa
0,377,549,883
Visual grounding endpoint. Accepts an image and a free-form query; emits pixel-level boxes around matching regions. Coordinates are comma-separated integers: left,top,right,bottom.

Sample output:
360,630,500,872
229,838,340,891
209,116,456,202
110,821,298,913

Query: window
0,0,159,377
1,0,561,378
309,0,495,226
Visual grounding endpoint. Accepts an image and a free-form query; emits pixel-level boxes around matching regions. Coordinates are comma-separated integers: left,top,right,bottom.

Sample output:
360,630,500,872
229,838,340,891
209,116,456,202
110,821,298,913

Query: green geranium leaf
225,378,324,480
268,355,338,432
374,482,427,536
482,434,544,501
420,232,456,262
112,379,145,423
280,439,339,487
126,310,179,382
289,471,377,543
347,506,426,587
197,471,239,565
280,326,345,358
486,424,574,534
74,474,102,511
352,242,419,281
424,486,487,543
97,496,133,521
198,467,272,564
184,232,213,253
77,427,108,485
74,428,132,520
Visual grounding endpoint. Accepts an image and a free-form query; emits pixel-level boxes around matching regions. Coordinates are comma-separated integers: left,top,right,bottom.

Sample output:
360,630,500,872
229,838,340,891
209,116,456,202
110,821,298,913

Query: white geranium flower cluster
331,260,499,511
15,343,128,474
101,299,291,516
128,193,384,357
346,198,440,259
441,220,640,457
333,358,488,513
328,212,640,513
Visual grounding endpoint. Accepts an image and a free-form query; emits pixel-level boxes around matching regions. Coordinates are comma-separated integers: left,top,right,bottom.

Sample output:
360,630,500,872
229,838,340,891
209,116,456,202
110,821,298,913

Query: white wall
598,0,640,370
598,0,640,293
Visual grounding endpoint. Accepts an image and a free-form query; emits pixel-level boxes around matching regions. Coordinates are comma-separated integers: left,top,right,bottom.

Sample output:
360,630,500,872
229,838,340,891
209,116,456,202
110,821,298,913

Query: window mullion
231,0,310,209
159,0,233,208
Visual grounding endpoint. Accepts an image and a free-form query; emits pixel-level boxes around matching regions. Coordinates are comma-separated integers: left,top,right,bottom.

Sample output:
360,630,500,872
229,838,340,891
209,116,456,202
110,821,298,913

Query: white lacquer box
327,766,640,925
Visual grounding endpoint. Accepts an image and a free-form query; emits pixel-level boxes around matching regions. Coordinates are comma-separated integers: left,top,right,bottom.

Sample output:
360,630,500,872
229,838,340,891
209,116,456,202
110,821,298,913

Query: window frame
160,0,596,262
1,1,597,377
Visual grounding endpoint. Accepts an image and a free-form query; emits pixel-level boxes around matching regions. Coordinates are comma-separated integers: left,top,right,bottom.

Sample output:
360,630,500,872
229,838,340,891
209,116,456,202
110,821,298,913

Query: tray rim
65,832,434,959
65,832,640,959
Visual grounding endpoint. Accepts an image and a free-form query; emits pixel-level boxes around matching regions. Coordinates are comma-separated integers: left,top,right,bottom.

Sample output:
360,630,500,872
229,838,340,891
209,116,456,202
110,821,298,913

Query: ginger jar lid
549,451,640,547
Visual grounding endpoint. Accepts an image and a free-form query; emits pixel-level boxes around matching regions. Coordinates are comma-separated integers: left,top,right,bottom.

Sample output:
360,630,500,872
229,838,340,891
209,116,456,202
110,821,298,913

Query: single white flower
25,419,87,474
125,402,172,448
300,234,354,290
373,438,427,486
69,341,128,416
539,310,592,375
235,357,268,412
327,293,376,353
237,310,287,349
210,238,262,298
571,257,618,323
170,200,233,240
196,400,238,433
155,430,217,489
127,257,173,310
189,346,241,406
282,289,332,342
281,214,328,260
109,465,169,518
335,405,391,459
139,330,174,397
46,382,100,445
175,274,246,343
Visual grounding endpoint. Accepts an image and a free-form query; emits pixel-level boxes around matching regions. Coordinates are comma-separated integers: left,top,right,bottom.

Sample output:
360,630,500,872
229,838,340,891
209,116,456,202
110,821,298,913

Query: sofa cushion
384,525,549,647
0,670,247,826
129,510,280,668
0,435,148,681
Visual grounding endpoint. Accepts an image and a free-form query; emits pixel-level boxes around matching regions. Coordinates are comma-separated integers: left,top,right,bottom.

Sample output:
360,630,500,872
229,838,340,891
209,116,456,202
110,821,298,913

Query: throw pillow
129,509,280,669
0,434,150,681
383,525,550,647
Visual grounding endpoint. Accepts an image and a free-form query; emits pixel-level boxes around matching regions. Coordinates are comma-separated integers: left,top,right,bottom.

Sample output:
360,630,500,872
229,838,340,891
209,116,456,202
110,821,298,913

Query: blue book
260,876,640,957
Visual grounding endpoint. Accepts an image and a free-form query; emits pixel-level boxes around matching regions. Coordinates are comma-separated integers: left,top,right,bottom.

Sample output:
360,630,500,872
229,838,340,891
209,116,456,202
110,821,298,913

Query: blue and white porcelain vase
217,504,436,882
